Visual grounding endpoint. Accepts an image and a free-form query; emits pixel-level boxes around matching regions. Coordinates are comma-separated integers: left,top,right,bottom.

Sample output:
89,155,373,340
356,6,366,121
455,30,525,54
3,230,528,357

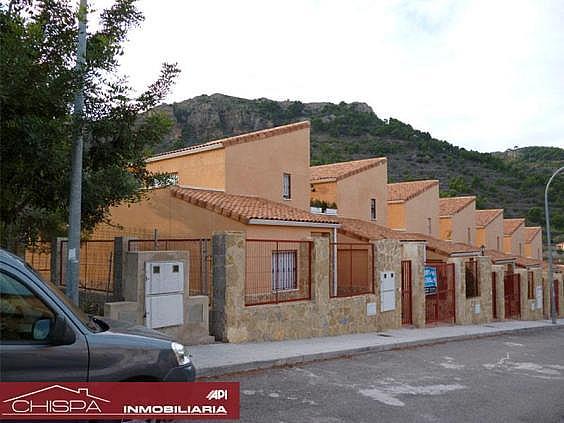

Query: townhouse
523,226,543,260
503,218,525,256
439,196,476,244
475,209,504,251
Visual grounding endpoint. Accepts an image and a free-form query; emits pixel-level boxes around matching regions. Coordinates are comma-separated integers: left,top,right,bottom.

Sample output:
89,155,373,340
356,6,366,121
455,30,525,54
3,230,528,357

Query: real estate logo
0,382,240,420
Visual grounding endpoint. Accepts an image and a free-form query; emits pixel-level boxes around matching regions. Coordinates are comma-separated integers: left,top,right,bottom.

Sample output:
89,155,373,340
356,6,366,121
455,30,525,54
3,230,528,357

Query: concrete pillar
211,231,245,342
401,242,426,328
447,257,466,325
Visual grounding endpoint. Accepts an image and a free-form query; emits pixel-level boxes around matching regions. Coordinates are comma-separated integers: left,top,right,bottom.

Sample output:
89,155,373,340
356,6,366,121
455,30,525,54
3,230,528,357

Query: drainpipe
333,227,338,297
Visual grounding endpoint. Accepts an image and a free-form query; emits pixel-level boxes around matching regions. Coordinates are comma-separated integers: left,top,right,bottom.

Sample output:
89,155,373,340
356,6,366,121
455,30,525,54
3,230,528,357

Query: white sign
380,271,396,312
367,302,377,316
535,286,543,310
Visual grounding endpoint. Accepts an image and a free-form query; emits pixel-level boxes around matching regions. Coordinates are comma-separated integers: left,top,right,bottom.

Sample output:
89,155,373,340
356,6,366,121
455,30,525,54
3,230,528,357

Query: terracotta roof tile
337,218,480,256
503,218,525,235
387,180,439,202
310,157,387,182
516,255,542,269
524,226,542,243
148,121,310,161
439,196,476,217
486,249,516,264
170,186,338,225
337,218,423,242
475,209,503,227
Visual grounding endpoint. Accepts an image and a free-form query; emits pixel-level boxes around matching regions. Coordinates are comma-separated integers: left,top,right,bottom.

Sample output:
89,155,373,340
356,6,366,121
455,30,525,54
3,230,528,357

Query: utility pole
66,0,87,305
544,166,563,324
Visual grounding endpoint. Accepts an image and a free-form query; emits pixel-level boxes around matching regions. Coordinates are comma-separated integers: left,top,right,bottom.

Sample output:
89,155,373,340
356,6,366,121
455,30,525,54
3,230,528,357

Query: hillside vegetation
152,94,564,242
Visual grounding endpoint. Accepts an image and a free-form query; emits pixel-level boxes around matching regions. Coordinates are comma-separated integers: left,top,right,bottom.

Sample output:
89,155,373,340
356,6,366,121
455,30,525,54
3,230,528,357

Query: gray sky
102,0,563,152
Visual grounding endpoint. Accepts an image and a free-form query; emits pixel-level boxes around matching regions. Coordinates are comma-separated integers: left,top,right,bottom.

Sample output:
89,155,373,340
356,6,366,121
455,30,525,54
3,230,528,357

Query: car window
0,271,55,342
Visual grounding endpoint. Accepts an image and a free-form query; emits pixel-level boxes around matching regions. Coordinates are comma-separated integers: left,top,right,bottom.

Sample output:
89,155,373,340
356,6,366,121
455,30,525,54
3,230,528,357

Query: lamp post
545,166,563,324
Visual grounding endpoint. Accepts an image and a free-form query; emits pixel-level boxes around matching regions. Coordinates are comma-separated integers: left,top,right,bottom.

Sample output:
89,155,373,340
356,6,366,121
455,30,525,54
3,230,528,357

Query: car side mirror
48,315,76,345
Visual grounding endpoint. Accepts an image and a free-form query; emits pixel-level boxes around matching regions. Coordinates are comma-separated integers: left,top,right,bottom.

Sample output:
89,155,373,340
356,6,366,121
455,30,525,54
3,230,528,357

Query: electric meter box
144,261,185,329
380,271,396,312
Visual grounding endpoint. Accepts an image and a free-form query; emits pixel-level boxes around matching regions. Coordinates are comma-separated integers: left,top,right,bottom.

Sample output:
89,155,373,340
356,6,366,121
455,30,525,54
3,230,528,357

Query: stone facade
542,270,563,319
211,232,403,343
518,268,544,321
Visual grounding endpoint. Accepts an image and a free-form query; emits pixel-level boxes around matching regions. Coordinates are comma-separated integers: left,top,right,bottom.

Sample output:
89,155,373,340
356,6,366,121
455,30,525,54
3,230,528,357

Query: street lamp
544,166,563,324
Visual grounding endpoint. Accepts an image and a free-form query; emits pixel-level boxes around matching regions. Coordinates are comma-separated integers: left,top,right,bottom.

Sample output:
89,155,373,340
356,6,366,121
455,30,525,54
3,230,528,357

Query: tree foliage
0,0,180,251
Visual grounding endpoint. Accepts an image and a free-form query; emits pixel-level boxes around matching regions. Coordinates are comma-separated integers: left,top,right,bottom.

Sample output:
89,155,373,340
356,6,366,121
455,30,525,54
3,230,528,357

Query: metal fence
24,242,52,282
59,240,115,292
245,239,312,306
329,243,374,298
128,238,212,297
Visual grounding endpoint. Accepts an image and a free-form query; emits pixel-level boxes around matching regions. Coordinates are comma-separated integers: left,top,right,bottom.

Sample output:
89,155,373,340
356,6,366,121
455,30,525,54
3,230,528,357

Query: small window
370,198,377,221
153,265,160,274
283,173,291,200
172,264,179,273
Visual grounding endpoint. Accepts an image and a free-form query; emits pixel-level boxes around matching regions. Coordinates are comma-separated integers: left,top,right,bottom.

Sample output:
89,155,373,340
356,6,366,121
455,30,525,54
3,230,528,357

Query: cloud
110,0,563,152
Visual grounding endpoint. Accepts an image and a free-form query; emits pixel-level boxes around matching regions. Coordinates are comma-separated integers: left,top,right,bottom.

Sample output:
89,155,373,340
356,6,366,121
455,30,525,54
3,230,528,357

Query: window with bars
282,173,291,199
272,250,297,291
527,271,535,299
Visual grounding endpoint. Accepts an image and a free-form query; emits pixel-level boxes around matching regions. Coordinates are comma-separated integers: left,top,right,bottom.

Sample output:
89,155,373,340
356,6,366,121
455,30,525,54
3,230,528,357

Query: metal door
504,273,521,319
425,263,455,325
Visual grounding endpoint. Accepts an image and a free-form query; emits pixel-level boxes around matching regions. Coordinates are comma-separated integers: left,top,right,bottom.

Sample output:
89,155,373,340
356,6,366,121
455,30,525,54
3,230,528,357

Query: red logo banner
0,382,239,420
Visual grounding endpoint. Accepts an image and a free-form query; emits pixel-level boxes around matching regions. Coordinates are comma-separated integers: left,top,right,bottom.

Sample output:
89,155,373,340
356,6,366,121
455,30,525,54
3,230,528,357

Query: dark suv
0,249,196,382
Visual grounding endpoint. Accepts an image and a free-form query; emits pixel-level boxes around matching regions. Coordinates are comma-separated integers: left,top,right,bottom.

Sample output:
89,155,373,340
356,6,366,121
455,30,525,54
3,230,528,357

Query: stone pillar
373,239,402,330
312,236,330,305
492,264,505,320
515,268,528,320
211,231,246,342
401,242,426,328
447,257,466,325
476,256,492,323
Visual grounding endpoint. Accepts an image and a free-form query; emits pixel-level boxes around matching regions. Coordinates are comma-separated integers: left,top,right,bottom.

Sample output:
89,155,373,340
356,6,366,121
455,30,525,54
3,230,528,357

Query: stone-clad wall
447,256,492,325
212,232,403,343
542,270,563,319
492,264,505,319
519,268,544,321
401,242,426,328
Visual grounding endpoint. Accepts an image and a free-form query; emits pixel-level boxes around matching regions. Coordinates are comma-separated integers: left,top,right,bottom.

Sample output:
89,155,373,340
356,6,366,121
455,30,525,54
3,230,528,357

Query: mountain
151,93,564,243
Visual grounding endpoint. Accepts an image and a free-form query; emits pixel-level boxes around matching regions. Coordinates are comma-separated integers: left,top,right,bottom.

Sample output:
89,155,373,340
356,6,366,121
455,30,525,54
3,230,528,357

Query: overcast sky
102,0,563,153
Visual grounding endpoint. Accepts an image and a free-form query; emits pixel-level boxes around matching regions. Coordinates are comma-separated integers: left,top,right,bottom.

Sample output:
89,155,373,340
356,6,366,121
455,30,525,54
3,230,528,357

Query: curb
196,324,563,379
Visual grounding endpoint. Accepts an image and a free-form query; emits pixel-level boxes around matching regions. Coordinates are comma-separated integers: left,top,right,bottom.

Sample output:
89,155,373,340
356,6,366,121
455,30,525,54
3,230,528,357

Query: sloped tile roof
387,180,439,202
148,121,310,161
170,186,338,225
310,157,387,182
486,249,516,264
516,255,542,269
475,209,503,227
439,196,475,217
503,218,525,235
524,226,542,243
338,218,480,256
337,218,423,242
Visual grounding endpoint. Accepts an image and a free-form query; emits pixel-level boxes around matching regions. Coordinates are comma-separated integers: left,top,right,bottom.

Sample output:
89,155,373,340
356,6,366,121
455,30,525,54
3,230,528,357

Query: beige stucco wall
311,181,337,205
224,127,310,211
439,217,453,241
213,233,403,343
476,213,504,251
335,162,388,225
147,148,226,190
99,188,330,240
451,202,476,244
524,231,543,259
388,203,406,231
504,224,525,256
403,185,439,237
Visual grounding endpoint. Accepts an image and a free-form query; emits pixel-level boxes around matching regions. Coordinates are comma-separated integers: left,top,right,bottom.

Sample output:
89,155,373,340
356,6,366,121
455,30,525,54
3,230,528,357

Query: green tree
0,0,180,253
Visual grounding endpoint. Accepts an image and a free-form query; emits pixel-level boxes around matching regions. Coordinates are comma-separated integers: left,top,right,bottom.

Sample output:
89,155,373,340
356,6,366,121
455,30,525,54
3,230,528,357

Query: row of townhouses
88,121,562,344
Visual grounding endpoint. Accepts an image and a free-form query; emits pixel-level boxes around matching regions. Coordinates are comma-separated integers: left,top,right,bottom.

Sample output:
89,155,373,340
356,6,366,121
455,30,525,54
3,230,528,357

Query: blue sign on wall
424,266,438,295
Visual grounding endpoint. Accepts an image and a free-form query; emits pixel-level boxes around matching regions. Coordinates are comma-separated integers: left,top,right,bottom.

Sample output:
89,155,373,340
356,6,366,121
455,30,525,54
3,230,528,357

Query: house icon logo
2,384,110,416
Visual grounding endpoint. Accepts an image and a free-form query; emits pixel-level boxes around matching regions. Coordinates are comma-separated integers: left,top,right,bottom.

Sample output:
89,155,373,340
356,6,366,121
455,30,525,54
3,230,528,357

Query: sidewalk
191,319,564,378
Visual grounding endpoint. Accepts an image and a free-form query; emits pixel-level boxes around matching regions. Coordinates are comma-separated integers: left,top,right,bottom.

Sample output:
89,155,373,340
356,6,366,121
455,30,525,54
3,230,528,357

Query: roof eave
248,218,340,229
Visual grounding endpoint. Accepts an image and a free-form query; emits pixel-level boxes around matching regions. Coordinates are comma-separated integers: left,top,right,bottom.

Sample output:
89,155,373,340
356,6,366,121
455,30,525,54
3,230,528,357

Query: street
201,329,564,423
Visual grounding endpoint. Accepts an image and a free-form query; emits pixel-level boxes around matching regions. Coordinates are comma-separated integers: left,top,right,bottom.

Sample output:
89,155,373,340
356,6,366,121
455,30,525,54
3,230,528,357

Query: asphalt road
199,328,564,423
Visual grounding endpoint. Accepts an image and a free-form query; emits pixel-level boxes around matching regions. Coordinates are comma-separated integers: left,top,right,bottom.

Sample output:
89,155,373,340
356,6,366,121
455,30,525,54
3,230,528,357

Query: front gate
425,262,455,325
504,273,521,319
401,260,413,325
492,272,497,319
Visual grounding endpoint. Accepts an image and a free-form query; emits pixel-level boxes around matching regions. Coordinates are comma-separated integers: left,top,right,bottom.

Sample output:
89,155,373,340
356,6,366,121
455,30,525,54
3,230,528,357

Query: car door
0,267,88,381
